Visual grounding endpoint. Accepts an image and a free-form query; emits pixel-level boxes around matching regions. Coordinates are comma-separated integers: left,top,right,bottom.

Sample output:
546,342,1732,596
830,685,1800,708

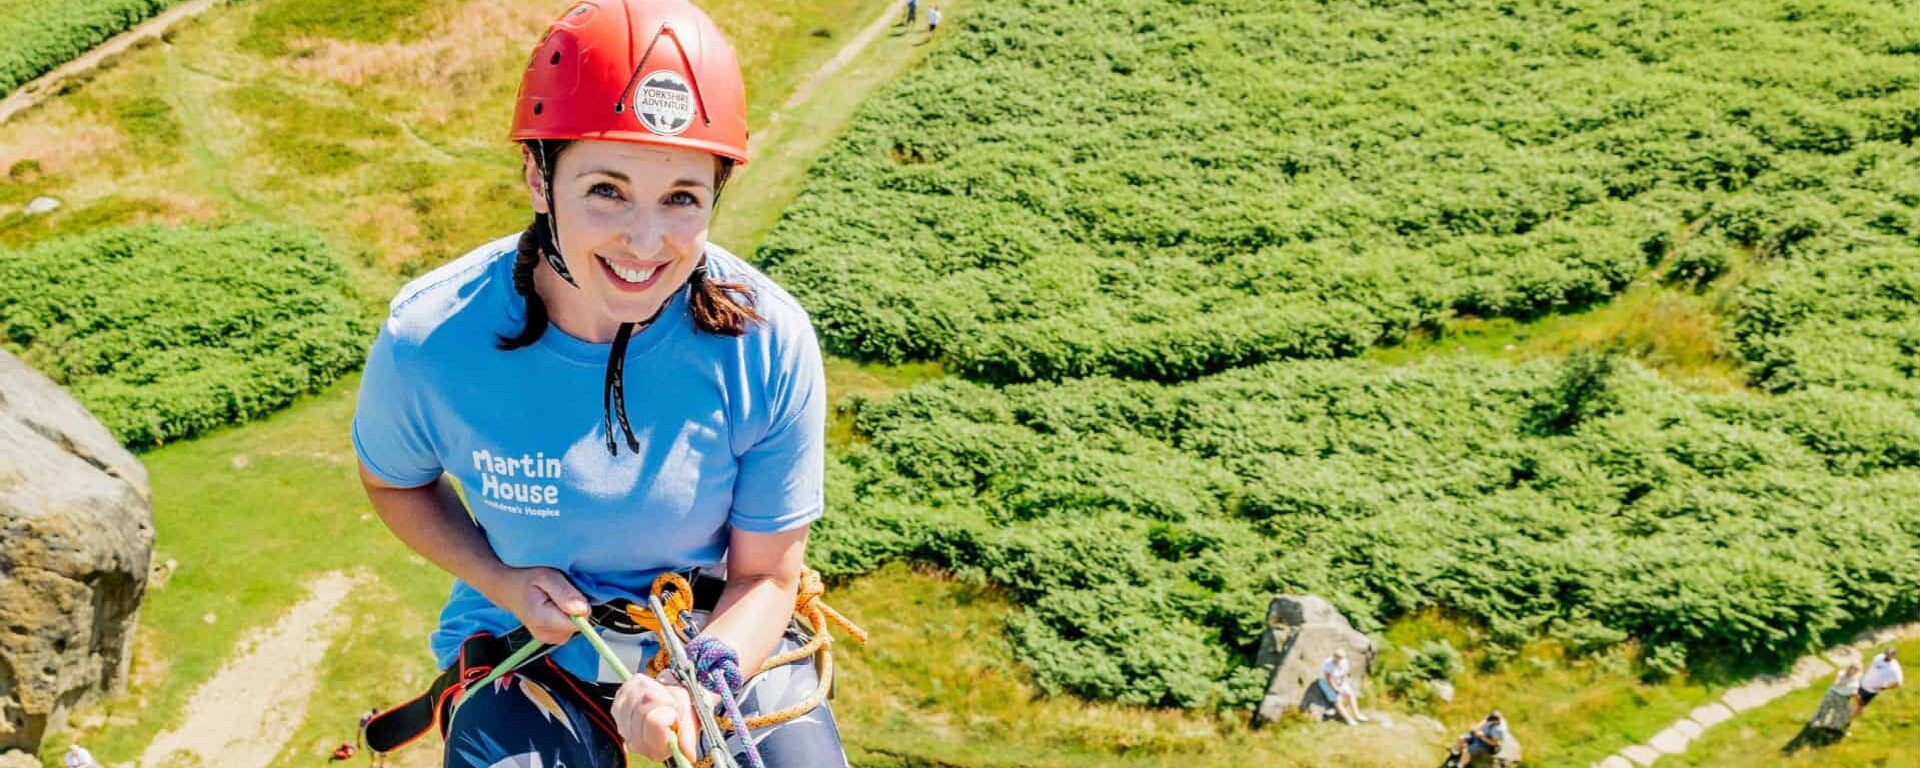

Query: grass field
0,0,905,292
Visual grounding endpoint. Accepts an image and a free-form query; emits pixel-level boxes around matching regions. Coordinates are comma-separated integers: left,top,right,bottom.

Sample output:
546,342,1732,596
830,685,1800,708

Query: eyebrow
578,168,713,191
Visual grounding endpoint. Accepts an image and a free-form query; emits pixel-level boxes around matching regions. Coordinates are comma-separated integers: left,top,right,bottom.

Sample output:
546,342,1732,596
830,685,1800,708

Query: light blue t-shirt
351,234,826,680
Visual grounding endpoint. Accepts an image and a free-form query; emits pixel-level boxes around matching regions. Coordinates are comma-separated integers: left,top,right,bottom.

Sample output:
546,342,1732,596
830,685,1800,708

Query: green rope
571,615,694,768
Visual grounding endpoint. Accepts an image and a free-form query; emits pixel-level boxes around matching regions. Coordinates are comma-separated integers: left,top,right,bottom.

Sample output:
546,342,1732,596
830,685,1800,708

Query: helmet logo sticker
632,69,694,136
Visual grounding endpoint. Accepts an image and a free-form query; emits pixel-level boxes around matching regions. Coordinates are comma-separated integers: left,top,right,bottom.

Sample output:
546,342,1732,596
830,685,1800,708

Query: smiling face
524,139,721,340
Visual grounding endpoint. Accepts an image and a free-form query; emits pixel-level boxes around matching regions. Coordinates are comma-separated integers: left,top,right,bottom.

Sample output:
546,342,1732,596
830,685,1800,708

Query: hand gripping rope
452,570,867,768
646,588,742,768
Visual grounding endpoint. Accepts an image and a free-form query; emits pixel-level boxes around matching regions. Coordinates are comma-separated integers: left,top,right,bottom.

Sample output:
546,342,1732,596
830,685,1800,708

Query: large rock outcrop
0,348,152,755
1252,595,1376,726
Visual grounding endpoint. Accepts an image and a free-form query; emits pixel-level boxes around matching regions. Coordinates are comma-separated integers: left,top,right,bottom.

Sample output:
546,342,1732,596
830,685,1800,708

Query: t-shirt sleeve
351,323,444,488
729,322,826,533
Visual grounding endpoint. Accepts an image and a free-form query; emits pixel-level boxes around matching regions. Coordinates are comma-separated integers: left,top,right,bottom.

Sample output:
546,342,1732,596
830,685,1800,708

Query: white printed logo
471,449,563,518
632,69,695,136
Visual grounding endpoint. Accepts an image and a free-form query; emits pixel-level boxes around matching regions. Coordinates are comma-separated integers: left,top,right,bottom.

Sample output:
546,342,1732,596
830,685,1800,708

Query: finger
616,674,666,709
531,571,590,616
527,615,576,646
611,693,638,752
642,705,679,761
521,590,579,645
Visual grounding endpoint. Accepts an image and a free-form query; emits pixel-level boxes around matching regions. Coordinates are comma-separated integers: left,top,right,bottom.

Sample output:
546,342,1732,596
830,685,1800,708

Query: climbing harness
363,569,865,768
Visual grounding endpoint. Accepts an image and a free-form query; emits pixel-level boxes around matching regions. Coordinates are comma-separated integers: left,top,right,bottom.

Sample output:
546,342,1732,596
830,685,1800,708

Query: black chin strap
603,321,640,455
600,257,701,456
532,139,578,288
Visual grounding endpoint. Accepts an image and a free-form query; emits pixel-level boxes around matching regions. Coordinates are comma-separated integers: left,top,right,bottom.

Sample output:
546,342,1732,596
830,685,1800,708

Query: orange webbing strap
639,569,866,768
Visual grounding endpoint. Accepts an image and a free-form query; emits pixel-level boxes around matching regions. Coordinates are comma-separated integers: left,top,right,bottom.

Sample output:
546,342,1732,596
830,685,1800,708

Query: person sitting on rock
63,745,100,768
1853,648,1903,720
1448,710,1508,765
1319,648,1367,725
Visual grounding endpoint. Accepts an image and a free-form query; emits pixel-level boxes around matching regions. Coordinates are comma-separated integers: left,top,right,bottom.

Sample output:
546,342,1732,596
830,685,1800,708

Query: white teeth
604,258,658,284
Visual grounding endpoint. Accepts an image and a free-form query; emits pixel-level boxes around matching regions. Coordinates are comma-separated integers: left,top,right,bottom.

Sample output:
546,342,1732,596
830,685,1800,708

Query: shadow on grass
1781,724,1846,755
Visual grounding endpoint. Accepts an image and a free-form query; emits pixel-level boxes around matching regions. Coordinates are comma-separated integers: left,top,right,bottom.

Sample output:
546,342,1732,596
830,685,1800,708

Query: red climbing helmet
509,0,750,165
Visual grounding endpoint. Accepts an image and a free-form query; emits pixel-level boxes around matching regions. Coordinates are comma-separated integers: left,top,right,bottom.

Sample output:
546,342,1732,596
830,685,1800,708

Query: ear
522,145,551,215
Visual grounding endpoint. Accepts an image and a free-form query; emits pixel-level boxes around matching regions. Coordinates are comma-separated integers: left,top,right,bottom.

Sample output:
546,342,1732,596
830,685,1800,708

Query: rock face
1252,595,1376,726
0,348,152,753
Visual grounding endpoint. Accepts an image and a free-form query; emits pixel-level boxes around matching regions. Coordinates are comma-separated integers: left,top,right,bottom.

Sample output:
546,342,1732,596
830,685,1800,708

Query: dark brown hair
496,139,758,351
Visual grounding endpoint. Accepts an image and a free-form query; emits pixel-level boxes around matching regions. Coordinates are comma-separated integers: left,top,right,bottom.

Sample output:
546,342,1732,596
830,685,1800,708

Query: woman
1809,663,1861,733
351,1,844,765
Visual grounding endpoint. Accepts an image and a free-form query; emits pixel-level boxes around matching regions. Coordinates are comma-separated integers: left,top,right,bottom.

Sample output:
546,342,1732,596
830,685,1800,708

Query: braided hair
496,139,760,454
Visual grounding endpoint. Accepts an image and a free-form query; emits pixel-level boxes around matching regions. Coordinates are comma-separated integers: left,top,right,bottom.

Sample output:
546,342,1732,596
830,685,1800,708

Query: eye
665,190,703,207
589,182,625,201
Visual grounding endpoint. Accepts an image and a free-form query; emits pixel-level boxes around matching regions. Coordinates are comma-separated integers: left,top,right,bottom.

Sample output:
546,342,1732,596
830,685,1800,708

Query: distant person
928,6,942,35
905,0,917,26
1318,648,1367,725
1447,711,1509,766
357,707,386,766
1809,663,1861,732
63,745,100,768
1853,648,1903,719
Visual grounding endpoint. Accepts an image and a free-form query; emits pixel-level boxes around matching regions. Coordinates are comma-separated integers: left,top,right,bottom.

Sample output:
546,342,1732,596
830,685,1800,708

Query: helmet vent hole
551,52,562,65
614,102,625,113
534,102,544,115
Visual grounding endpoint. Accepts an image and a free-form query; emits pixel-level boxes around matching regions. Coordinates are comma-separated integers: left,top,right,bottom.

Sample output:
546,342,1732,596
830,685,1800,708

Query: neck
533,256,624,343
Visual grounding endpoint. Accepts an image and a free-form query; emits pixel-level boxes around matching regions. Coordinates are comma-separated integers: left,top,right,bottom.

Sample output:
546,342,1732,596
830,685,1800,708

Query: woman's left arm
701,307,827,670
698,525,810,672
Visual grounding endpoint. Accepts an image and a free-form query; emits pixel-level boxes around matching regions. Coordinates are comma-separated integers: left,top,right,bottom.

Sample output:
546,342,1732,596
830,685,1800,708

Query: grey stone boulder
0,748,41,768
1251,595,1376,726
0,348,153,753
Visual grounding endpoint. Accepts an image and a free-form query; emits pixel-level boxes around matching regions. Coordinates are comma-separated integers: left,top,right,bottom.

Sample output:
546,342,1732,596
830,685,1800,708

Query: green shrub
0,222,366,447
815,357,1920,707
1386,640,1467,701
1523,348,1623,436
761,0,1919,385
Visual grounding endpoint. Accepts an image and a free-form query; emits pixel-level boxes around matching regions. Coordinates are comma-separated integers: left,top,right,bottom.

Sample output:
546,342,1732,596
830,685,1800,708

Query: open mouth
598,255,666,293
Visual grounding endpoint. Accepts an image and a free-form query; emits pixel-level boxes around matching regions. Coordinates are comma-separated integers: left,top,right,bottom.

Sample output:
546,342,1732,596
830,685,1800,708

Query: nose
618,211,700,259
615,210,669,255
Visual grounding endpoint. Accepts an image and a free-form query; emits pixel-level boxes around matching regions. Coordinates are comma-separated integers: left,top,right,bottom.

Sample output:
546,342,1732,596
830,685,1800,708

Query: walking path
1592,621,1920,767
0,0,223,125
747,1,902,157
139,572,362,768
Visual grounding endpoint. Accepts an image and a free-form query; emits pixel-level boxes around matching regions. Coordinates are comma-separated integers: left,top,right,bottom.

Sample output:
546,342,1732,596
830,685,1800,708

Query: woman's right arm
358,463,588,645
